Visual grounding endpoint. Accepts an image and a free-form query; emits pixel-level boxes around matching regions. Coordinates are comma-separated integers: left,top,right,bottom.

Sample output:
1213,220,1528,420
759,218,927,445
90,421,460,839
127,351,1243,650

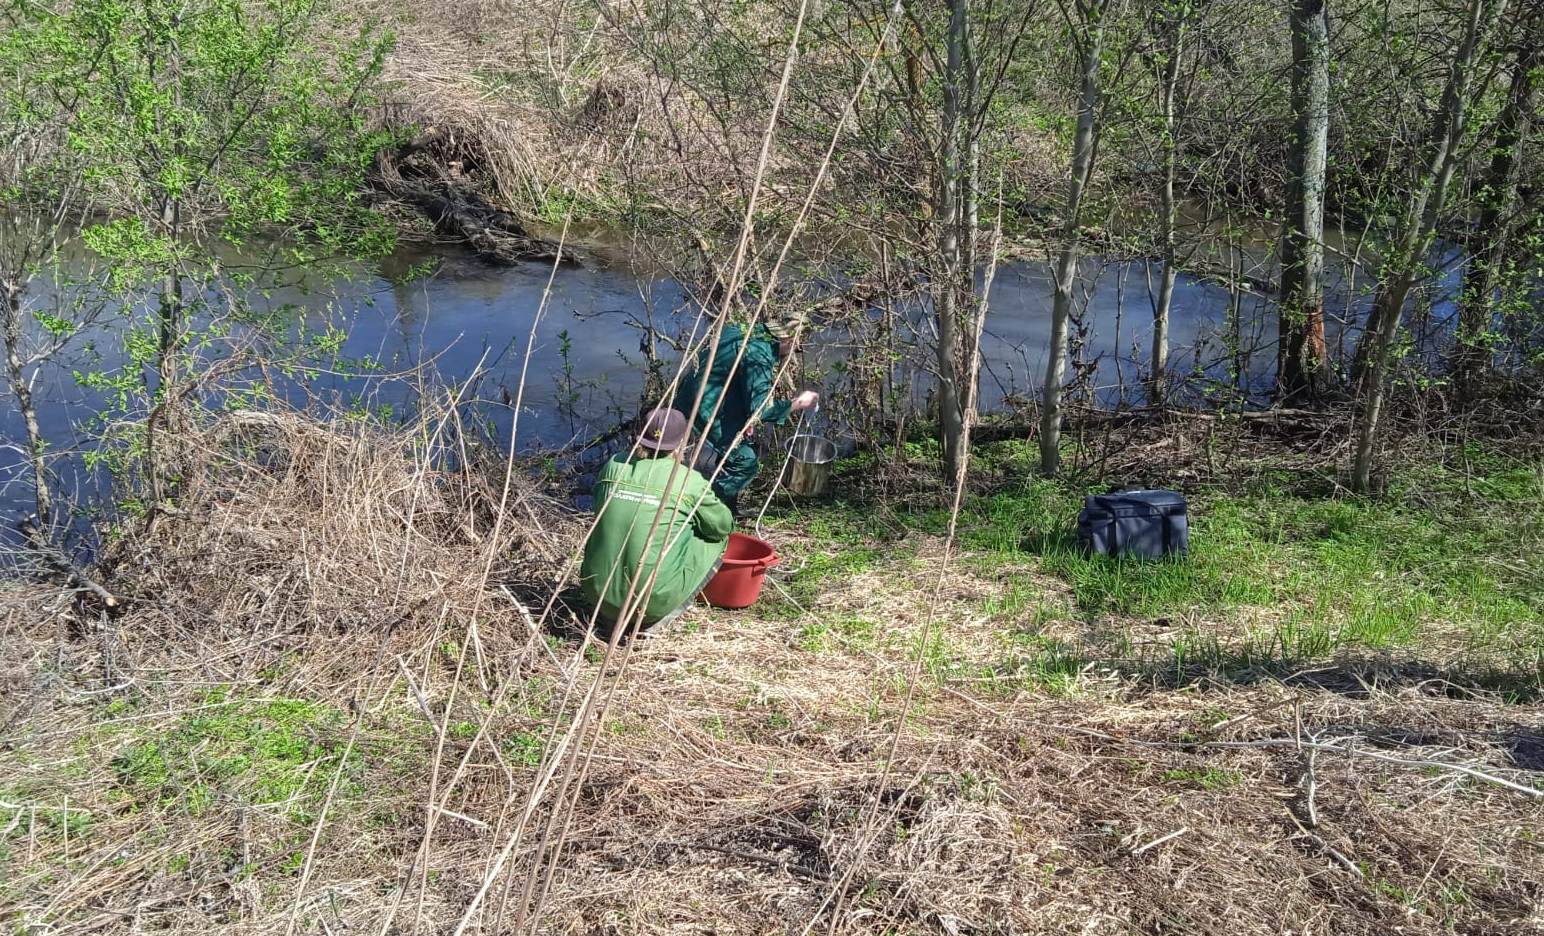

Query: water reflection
1,234,1470,546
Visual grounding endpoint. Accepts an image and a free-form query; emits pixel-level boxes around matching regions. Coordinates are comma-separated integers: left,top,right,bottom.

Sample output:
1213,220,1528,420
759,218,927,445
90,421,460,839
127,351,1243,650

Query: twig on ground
1284,808,1362,877
1130,826,1189,857
672,842,831,881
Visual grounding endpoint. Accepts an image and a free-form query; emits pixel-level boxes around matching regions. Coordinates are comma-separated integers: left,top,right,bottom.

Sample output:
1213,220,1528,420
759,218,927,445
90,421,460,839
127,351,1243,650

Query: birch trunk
937,0,967,480
1,278,53,525
1041,0,1111,475
1149,3,1185,403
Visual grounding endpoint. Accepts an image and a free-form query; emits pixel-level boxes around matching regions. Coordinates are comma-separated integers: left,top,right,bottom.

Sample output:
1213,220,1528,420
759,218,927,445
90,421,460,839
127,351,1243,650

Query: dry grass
357,0,1072,266
2,408,1542,934
360,0,761,232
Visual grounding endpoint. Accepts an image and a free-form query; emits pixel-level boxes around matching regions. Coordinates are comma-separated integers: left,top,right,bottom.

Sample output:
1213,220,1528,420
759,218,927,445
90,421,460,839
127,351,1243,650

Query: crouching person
580,408,733,636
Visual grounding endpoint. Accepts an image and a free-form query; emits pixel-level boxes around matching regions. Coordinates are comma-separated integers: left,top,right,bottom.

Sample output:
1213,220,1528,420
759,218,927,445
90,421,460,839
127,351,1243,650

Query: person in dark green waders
580,408,732,635
679,315,821,517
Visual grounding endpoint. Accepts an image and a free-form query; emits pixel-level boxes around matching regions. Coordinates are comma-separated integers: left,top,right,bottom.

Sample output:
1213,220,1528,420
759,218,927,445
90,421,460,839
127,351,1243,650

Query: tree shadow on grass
1073,648,1544,705
1268,659,1543,703
1504,726,1544,770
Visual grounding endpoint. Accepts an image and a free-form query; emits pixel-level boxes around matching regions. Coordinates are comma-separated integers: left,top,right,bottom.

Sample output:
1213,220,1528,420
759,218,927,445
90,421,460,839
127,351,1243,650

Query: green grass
760,535,897,620
0,694,438,898
110,698,351,820
798,614,879,653
502,731,544,767
989,634,1085,696
528,180,632,226
791,545,885,588
788,441,1544,689
0,798,94,844
1,695,386,895
1161,766,1243,791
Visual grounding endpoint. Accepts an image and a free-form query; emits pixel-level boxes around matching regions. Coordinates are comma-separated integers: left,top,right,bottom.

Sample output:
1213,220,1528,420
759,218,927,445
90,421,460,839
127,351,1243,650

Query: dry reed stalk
483,6,936,928
442,2,850,926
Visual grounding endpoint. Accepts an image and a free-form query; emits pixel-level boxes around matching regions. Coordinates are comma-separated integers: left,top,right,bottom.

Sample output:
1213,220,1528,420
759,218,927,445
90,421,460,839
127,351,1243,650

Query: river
0,230,1469,553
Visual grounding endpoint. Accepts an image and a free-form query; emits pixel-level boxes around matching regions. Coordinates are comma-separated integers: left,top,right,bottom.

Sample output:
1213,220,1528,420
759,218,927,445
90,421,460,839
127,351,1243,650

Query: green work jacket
679,323,791,446
580,454,733,623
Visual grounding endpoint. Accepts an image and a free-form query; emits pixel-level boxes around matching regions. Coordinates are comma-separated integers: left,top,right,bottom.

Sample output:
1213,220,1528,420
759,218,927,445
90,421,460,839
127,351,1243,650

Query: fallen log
374,132,567,265
407,185,565,265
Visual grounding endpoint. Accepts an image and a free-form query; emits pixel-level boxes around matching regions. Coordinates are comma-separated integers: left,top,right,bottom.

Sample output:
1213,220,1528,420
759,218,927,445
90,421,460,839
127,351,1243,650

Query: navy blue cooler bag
1077,488,1189,559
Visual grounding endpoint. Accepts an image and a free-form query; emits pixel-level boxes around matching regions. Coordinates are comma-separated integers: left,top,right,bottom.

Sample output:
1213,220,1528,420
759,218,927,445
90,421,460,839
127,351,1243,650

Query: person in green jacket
580,407,733,633
678,315,820,514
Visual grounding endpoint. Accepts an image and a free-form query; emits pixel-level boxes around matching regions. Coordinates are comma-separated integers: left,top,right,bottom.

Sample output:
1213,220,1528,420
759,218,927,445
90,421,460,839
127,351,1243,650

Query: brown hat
638,407,688,452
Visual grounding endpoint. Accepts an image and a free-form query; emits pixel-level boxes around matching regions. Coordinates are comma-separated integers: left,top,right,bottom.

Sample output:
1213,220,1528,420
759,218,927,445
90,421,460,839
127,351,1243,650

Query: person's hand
791,390,820,412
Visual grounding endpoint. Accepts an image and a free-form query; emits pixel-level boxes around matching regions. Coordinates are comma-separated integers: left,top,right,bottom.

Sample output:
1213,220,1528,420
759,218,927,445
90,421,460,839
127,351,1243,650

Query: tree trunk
1277,0,1330,404
152,36,185,399
1150,3,1186,404
962,4,980,285
1352,0,1506,492
958,1,985,470
962,1,985,425
155,198,183,395
1041,0,1111,475
1453,14,1540,395
937,0,967,480
1,278,53,526
904,19,933,235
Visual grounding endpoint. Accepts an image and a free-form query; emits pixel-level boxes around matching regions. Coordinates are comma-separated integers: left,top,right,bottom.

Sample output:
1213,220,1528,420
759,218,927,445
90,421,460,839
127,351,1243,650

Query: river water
0,231,1468,551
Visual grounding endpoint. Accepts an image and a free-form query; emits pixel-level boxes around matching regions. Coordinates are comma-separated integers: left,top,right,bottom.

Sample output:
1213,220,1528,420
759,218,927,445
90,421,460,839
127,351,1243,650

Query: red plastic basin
702,533,779,609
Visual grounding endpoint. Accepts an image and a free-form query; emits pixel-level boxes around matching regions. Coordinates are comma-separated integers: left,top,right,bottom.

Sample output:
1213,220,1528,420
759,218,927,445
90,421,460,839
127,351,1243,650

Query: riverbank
361,0,1073,265
1,405,1540,932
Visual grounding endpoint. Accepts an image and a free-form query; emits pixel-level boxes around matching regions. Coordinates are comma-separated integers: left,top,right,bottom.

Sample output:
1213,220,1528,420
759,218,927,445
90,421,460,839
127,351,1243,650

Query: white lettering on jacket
608,488,663,509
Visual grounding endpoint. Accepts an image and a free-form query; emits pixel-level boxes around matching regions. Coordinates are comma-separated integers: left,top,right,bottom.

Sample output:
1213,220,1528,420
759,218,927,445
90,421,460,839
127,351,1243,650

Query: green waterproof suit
679,323,791,500
580,454,733,625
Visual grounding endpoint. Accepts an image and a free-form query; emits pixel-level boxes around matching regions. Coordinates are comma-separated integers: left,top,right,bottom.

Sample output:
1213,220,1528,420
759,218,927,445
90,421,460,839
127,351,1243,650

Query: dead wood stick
432,805,489,829
1130,826,1189,857
1284,808,1361,877
672,842,830,881
498,585,567,674
1204,737,1543,799
1304,743,1321,829
395,655,438,728
18,517,119,608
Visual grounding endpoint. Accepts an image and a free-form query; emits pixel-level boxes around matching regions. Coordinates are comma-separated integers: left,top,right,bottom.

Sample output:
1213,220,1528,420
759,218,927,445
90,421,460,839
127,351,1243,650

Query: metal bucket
786,434,837,497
